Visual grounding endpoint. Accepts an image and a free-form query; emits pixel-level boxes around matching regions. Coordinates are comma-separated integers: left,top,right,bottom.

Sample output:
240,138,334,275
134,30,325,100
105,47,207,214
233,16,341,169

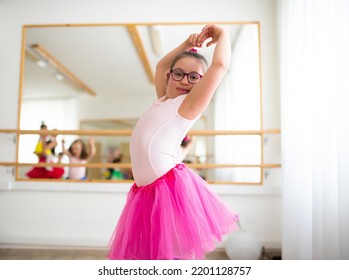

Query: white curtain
280,0,349,259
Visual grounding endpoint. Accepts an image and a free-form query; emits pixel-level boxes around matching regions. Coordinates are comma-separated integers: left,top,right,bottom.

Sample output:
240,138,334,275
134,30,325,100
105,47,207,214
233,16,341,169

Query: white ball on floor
225,230,262,260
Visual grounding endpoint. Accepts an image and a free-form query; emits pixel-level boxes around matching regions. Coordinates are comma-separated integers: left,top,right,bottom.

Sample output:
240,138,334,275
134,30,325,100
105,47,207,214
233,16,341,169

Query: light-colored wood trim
8,21,272,185
1,128,281,185
127,25,155,84
189,163,281,169
15,26,27,180
188,129,281,136
0,162,18,167
1,129,281,136
80,118,138,129
28,44,96,96
1,161,279,186
0,162,281,169
22,22,261,29
0,129,20,133
205,181,262,185
18,27,26,133
257,21,263,133
14,178,135,183
256,22,265,185
17,129,133,136
13,177,263,185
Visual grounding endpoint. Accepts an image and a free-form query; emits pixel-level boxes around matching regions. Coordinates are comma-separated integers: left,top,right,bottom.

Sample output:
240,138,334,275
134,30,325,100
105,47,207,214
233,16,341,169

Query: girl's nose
180,75,189,85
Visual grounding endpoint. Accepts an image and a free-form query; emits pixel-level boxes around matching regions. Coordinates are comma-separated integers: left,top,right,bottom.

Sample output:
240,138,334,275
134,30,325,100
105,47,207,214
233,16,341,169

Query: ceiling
22,23,242,101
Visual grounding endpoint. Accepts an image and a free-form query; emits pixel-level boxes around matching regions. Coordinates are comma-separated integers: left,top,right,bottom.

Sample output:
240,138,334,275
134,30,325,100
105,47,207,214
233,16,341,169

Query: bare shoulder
178,66,227,120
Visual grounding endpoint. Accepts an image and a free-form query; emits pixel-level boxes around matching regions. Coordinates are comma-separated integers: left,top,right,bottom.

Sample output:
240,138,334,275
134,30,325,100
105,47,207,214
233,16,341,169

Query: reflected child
62,138,96,180
26,123,64,179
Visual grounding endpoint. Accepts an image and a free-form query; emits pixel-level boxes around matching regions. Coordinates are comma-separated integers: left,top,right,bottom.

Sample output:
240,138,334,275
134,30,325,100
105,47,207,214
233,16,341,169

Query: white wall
0,0,281,250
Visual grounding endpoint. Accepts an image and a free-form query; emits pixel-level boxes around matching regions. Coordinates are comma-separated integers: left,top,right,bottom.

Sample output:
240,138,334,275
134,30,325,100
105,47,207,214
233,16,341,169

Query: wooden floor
0,247,281,260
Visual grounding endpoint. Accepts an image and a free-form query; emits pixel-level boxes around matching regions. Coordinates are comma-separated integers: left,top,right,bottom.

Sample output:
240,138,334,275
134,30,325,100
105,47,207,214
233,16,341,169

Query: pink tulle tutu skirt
107,164,239,260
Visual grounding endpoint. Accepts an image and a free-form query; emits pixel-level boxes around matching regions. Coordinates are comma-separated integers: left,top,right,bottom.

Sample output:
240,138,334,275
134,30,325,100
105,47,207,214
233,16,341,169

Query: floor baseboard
0,247,281,260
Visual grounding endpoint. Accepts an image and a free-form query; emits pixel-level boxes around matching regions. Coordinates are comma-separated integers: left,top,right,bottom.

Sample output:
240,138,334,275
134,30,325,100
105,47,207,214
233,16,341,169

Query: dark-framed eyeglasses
170,68,203,84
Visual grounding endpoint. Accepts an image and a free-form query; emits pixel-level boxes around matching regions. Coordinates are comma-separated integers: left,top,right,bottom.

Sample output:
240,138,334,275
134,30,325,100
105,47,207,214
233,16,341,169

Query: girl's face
71,141,82,157
166,57,206,99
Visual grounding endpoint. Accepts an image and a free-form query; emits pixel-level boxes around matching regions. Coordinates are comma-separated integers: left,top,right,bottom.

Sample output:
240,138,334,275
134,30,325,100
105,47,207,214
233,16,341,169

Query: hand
187,33,204,48
198,25,224,47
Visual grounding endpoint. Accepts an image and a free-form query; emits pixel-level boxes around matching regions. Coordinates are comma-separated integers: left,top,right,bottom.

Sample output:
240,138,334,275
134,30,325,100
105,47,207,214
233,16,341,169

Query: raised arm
43,136,57,153
155,34,201,99
86,138,96,161
178,25,231,120
61,138,72,157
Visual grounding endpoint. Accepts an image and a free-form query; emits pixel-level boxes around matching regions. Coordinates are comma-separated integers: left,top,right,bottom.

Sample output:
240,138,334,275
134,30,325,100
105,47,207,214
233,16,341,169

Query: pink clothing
130,95,197,186
108,94,239,260
108,164,239,260
68,156,87,179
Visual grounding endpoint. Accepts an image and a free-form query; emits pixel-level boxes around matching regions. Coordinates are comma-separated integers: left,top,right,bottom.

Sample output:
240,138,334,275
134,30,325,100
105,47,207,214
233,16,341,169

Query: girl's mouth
176,87,190,94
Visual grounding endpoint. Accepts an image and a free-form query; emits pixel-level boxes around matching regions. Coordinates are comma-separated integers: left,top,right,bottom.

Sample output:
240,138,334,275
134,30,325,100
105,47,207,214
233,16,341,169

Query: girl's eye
189,74,199,80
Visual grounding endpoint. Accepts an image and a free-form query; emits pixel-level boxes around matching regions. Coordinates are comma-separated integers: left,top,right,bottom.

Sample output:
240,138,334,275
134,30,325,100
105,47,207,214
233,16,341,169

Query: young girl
62,138,96,180
26,124,64,179
108,25,239,260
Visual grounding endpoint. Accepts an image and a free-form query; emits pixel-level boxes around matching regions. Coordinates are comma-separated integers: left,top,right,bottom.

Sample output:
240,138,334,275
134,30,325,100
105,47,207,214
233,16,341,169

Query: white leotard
130,95,198,186
68,156,87,179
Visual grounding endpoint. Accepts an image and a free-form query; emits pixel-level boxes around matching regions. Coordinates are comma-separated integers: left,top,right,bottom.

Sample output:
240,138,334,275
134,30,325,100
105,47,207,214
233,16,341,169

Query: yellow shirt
34,141,52,156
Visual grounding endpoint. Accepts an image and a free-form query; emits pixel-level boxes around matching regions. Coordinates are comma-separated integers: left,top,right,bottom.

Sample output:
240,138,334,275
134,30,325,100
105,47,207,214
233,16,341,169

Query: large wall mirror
17,22,263,184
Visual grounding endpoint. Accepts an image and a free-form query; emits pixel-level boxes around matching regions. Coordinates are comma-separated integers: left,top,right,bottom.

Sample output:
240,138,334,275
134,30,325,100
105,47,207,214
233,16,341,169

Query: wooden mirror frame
3,22,281,185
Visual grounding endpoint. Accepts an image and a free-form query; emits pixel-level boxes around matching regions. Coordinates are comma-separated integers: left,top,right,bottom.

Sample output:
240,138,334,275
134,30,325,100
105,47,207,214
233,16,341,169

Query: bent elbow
211,62,230,75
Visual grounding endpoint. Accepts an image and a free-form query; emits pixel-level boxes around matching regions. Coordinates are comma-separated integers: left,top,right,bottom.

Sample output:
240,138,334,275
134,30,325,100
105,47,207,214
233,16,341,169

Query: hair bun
189,48,198,52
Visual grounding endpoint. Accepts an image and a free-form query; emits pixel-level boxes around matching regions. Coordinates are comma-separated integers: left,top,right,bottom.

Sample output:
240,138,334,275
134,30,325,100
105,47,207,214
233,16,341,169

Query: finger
194,34,199,45
198,29,209,40
197,32,209,46
196,35,204,47
188,34,193,45
190,34,199,46
195,34,205,47
202,25,212,32
189,34,194,45
206,38,214,47
198,30,208,39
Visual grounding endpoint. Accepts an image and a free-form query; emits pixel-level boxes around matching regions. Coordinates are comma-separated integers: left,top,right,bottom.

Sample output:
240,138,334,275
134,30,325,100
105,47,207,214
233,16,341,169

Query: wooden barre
0,129,281,136
0,162,281,169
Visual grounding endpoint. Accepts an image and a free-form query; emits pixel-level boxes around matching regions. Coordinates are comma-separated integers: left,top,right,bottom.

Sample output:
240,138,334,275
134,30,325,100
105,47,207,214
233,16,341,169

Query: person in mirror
33,122,51,158
108,25,239,260
26,123,64,179
180,135,206,180
104,153,124,180
179,135,194,162
61,138,96,180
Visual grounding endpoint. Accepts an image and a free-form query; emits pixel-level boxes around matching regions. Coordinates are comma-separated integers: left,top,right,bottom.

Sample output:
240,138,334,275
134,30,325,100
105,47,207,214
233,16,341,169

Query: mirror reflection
18,23,262,183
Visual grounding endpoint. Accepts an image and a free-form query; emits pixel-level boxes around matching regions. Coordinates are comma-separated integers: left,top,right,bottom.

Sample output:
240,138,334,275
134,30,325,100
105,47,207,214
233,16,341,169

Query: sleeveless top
130,95,198,186
68,156,87,179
